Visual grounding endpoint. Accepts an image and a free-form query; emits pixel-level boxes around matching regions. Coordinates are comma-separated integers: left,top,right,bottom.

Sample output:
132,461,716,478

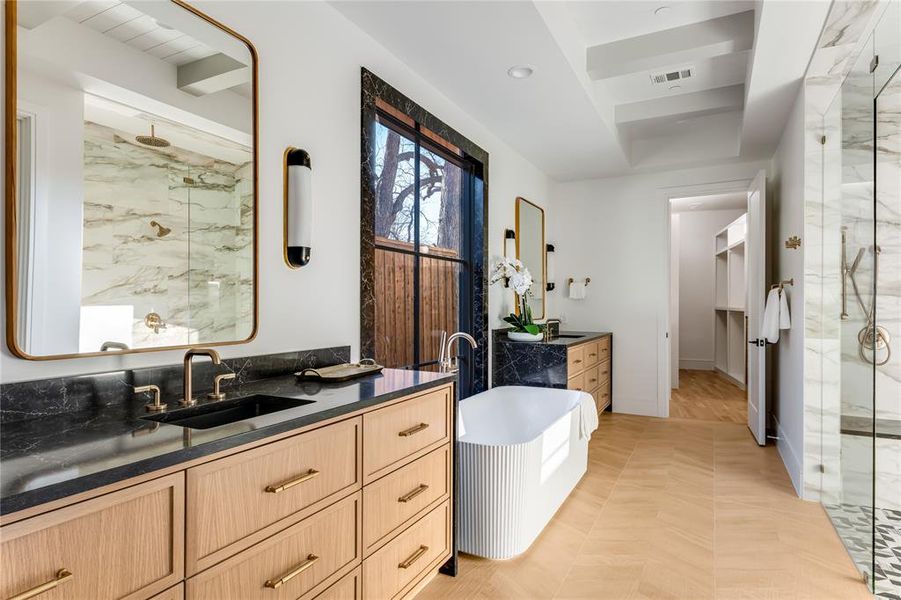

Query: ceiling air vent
650,67,692,85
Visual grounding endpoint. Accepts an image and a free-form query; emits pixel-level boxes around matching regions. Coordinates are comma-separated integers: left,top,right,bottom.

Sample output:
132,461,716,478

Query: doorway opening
669,191,750,425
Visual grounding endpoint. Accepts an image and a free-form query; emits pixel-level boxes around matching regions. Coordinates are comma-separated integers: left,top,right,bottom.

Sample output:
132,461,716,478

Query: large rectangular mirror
515,197,545,320
6,0,257,359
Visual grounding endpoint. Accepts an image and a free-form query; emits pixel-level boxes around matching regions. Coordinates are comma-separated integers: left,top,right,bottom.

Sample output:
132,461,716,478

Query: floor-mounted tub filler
457,385,599,559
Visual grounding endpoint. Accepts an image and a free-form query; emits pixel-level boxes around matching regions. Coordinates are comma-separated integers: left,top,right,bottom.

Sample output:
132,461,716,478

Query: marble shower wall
81,122,253,352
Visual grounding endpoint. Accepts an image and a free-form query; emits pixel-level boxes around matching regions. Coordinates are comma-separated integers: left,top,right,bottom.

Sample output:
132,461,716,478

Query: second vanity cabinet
0,383,454,600
566,336,612,413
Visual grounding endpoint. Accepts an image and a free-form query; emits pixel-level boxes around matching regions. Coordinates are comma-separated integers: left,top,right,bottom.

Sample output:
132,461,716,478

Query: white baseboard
680,359,715,371
773,415,803,497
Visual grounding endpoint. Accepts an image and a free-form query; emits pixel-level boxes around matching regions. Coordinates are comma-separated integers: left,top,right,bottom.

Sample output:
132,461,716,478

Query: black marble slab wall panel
360,68,489,395
0,346,350,424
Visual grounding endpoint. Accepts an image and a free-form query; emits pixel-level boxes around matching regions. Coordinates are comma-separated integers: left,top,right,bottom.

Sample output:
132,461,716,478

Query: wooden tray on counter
295,360,384,382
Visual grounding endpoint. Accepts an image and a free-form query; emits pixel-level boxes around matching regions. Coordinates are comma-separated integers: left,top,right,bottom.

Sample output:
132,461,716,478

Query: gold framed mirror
515,197,546,320
5,0,258,360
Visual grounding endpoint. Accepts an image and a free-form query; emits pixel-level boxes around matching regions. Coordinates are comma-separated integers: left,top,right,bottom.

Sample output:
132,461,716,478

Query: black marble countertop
0,369,454,515
495,330,612,347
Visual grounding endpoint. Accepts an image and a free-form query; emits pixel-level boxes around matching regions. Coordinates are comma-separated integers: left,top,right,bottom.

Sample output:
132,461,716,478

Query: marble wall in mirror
7,0,257,358
515,197,545,320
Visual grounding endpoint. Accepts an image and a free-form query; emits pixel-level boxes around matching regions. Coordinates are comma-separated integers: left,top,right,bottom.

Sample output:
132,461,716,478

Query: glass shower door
874,30,901,600
823,34,877,590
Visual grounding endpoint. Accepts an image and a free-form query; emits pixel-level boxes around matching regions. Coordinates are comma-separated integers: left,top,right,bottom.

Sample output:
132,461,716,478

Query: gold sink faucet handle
208,372,236,400
135,384,167,412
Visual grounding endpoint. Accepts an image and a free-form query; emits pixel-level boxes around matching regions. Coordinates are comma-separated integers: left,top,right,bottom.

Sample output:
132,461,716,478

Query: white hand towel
779,288,791,330
569,281,586,300
579,391,599,440
761,288,781,344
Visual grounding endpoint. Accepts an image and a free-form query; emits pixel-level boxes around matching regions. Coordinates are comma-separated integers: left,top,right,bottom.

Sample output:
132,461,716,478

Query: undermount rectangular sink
143,394,315,430
554,334,585,339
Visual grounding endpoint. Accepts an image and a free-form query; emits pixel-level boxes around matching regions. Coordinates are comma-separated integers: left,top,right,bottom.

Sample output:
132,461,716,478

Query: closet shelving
714,213,747,388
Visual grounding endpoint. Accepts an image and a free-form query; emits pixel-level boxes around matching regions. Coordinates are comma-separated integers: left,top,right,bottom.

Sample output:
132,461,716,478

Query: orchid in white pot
490,258,543,341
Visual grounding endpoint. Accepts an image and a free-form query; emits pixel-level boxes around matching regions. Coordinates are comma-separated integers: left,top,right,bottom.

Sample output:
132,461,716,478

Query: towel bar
567,277,591,286
770,278,794,290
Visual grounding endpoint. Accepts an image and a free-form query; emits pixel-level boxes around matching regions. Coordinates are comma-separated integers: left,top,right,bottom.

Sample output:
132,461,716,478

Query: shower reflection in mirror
10,0,257,358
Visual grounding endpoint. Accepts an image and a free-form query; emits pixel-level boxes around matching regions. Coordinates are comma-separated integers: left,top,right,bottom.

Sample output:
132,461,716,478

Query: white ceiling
670,191,747,212
333,0,832,181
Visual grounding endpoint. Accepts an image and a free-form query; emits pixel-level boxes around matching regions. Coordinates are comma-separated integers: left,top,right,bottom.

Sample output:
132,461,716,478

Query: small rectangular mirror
515,197,545,320
6,0,257,359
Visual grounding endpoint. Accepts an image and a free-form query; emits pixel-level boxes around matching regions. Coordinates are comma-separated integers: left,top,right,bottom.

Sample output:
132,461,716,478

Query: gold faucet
181,348,221,407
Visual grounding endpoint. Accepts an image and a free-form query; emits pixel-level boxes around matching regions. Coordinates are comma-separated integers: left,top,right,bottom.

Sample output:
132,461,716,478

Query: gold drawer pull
398,423,429,437
8,569,73,600
398,484,429,503
398,545,429,569
589,353,597,358
264,469,320,493
264,554,319,589
573,359,583,364
589,378,597,384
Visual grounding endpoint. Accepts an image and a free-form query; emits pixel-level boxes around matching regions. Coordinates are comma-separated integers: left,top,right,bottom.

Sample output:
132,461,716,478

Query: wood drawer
583,341,601,367
584,364,602,390
187,417,361,573
363,387,451,483
151,584,184,600
315,567,361,600
362,501,451,600
566,346,586,374
598,359,611,385
0,473,184,600
187,492,361,600
593,384,611,413
598,336,611,362
363,445,450,555
567,371,585,392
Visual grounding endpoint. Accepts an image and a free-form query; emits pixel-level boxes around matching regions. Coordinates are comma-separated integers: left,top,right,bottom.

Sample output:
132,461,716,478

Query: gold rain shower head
135,124,171,148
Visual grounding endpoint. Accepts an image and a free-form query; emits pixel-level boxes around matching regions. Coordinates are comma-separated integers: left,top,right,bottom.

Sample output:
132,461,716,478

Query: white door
746,170,767,445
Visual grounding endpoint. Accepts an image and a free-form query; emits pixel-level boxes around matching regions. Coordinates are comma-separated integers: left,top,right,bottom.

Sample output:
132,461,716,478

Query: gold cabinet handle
264,469,320,494
589,353,597,358
589,378,597,384
264,554,319,589
398,484,429,503
398,545,429,569
398,423,429,437
8,569,73,600
574,359,583,364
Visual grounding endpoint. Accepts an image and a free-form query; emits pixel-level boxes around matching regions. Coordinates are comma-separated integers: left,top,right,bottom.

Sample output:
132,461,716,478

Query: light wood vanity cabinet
566,336,612,413
0,383,454,600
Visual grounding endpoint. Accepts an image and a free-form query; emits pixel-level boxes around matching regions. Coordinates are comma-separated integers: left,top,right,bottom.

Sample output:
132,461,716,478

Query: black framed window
372,109,474,374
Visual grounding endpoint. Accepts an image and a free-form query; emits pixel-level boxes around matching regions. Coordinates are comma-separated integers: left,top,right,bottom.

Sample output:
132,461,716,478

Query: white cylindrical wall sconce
503,229,516,260
284,147,312,268
546,243,556,291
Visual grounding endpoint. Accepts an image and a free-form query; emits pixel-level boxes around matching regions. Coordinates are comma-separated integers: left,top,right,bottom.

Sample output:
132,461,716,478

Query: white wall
0,1,550,383
676,208,745,371
769,87,806,495
17,70,84,356
548,159,768,417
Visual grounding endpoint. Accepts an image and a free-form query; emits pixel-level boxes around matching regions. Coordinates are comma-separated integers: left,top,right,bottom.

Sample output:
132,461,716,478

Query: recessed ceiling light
669,85,681,91
654,6,672,16
507,65,534,79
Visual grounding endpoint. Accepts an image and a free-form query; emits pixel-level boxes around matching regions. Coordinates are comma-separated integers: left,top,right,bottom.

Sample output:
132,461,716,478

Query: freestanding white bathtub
457,385,597,559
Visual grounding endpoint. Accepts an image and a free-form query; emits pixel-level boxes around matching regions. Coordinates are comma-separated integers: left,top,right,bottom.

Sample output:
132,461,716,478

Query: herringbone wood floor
670,370,747,423
421,413,869,599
